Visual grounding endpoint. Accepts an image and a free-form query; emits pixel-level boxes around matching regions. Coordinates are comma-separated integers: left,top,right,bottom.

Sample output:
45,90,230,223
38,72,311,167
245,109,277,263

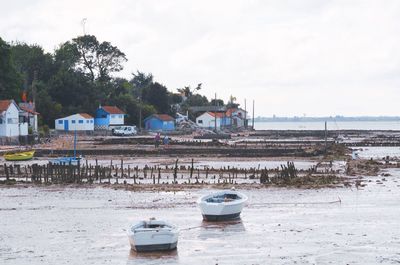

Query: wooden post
173,159,178,184
4,164,9,181
121,159,124,178
190,158,194,178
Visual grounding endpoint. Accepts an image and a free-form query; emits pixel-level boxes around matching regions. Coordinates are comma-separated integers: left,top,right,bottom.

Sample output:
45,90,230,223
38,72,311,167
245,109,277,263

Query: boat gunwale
197,190,248,205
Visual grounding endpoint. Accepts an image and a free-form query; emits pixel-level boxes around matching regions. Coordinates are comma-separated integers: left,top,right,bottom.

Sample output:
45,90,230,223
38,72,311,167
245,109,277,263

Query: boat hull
131,242,178,252
198,190,247,222
128,220,179,252
4,151,35,161
202,212,241,221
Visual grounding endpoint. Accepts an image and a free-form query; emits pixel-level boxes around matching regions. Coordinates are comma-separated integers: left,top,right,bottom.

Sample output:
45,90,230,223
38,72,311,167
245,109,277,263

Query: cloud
1,0,399,116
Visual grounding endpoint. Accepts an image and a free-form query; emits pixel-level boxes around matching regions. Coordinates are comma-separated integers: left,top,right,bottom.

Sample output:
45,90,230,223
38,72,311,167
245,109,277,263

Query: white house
196,112,224,129
226,108,248,128
19,102,39,133
0,100,28,137
55,113,94,131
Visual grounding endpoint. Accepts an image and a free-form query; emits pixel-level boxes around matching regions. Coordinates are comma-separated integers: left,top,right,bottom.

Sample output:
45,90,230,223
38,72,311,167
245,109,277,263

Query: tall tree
0,38,22,99
11,43,54,85
142,82,170,113
66,35,127,82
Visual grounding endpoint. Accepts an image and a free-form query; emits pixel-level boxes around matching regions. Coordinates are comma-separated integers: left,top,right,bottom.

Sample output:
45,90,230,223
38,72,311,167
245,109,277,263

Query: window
111,114,116,118
198,120,203,124
90,120,93,123
119,115,123,118
72,120,76,124
86,120,89,123
7,118,17,124
58,120,63,124
79,120,84,124
0,119,2,124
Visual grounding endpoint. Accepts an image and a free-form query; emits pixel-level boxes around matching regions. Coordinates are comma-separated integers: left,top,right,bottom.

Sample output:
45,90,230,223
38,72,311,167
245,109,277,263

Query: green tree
177,83,202,97
11,43,54,86
142,82,170,113
0,38,22,99
66,35,127,82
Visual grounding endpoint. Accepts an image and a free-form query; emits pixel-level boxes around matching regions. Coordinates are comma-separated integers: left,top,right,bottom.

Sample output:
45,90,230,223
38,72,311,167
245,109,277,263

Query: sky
1,0,400,117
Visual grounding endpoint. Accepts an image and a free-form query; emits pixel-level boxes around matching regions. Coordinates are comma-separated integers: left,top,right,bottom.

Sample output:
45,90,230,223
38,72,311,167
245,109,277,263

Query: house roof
0,100,12,112
79,113,93,119
20,105,40,115
145,114,175,122
101,106,125,114
206,112,225,118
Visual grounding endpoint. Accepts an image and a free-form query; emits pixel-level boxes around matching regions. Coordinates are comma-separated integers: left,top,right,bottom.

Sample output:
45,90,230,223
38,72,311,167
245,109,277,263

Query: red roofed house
196,108,248,130
19,102,39,133
0,100,28,137
144,114,175,131
195,112,226,129
94,105,125,130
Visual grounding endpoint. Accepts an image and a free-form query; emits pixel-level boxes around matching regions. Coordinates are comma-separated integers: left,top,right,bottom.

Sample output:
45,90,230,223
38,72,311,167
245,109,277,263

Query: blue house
144,114,175,131
94,106,125,130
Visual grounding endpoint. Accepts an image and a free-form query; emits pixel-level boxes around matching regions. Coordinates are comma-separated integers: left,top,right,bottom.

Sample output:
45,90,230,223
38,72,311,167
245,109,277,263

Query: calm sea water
254,120,400,130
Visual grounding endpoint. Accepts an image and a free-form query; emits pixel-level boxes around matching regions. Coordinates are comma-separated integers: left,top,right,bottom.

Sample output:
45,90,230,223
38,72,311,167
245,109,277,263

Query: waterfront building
144,114,175,131
55,113,94,131
0,100,28,137
94,105,125,130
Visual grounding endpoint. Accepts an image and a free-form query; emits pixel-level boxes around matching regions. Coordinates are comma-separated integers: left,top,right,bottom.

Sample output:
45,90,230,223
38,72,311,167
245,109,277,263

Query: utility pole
214,93,217,132
32,70,37,110
138,90,142,132
324,121,327,154
244,99,247,129
252,100,255,130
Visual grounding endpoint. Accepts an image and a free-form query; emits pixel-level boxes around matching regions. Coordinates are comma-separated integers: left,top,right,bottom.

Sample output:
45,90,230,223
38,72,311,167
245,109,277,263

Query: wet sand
1,169,400,264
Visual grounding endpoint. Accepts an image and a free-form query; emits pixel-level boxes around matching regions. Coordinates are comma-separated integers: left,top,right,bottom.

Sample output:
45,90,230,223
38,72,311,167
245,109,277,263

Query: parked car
112,126,137,136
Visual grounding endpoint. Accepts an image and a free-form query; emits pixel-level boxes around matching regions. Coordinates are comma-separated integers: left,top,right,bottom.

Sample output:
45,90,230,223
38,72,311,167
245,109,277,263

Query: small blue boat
50,130,82,166
51,157,81,165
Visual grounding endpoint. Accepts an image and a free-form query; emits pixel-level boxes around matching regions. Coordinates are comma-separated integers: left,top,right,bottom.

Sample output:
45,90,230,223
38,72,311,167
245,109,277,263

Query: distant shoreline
254,117,400,122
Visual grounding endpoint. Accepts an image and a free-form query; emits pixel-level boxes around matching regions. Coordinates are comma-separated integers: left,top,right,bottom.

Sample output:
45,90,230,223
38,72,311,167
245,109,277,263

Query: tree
66,35,127,82
0,38,22,99
142,82,170,113
210,99,224,106
11,43,54,85
130,71,153,98
177,83,202,98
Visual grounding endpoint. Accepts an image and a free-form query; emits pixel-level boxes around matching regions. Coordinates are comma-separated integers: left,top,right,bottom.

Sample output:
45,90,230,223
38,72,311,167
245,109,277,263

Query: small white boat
197,190,248,221
127,219,179,252
50,157,81,165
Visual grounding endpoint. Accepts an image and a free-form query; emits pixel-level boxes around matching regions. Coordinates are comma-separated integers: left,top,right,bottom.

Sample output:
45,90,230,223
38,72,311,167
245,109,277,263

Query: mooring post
121,159,124,178
173,159,178,184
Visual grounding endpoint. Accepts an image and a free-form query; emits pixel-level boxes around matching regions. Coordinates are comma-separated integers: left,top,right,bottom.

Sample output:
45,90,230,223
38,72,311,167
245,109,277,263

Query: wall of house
19,122,28,136
109,114,124,125
145,118,175,131
55,115,94,131
94,109,110,127
196,113,221,129
0,103,21,137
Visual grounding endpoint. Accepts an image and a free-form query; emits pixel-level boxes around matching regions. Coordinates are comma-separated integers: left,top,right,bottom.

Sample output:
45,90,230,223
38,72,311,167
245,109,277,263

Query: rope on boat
180,225,204,231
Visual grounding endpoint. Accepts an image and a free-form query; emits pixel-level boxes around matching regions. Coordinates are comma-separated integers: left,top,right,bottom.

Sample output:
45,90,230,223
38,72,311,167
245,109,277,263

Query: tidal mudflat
1,169,399,265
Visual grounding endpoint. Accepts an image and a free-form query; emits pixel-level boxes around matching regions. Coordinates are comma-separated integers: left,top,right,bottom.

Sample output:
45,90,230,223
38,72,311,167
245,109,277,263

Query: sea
254,120,400,130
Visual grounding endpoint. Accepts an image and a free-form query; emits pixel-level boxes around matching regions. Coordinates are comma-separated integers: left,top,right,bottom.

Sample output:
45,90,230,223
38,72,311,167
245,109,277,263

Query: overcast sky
1,0,400,117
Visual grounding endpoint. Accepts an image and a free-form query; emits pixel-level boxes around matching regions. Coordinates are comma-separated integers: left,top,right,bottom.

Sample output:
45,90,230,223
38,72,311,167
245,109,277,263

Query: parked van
112,126,137,136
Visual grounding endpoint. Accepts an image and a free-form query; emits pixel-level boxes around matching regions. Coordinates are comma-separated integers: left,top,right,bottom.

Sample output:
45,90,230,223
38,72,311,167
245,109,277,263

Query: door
64,120,69,131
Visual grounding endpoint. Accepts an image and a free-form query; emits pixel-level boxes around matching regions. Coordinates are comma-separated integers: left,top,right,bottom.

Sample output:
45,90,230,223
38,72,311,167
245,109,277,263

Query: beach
1,168,399,264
